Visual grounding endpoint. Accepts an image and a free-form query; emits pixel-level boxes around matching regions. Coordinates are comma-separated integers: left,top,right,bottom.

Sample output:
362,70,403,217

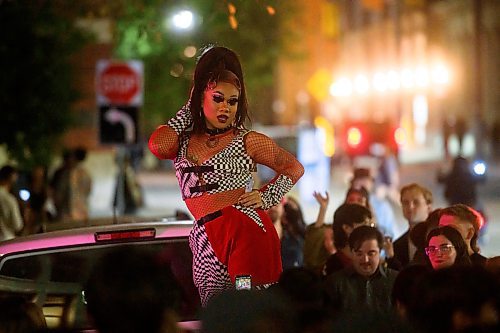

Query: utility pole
473,0,484,158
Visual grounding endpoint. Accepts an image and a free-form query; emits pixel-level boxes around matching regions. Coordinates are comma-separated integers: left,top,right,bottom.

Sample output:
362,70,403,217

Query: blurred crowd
1,153,499,333
98,164,497,333
0,147,92,241
0,146,146,240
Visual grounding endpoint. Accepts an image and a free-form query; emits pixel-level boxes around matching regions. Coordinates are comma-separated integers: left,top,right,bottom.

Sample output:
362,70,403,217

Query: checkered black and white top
149,104,304,214
174,129,256,200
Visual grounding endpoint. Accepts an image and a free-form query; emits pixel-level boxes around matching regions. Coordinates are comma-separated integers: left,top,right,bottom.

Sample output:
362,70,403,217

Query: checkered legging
188,220,233,307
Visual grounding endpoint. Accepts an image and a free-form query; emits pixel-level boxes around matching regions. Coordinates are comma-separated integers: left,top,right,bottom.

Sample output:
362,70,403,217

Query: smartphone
245,177,254,193
235,275,252,290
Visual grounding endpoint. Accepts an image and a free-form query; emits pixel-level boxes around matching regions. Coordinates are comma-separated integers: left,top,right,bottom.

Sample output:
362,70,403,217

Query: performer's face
202,81,239,130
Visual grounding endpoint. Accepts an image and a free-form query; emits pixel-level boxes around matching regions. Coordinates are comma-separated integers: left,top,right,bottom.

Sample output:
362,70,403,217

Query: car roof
0,220,193,257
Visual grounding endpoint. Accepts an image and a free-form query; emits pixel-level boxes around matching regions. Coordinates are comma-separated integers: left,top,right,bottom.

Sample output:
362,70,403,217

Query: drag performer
149,46,304,306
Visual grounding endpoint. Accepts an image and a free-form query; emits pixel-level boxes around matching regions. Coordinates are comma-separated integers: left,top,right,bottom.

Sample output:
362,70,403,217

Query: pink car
0,221,201,332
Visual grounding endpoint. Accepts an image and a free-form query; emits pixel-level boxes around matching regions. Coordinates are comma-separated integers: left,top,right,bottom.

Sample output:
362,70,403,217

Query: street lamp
173,10,193,29
166,9,196,32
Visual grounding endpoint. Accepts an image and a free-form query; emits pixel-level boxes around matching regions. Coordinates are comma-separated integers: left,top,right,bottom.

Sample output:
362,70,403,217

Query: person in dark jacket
438,156,479,208
324,226,398,316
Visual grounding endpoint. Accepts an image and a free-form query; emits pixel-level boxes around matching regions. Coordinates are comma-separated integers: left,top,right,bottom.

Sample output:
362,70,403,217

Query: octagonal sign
96,60,143,106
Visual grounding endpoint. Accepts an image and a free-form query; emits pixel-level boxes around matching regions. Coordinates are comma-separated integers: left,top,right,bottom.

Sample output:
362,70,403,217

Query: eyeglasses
212,94,239,106
425,244,455,256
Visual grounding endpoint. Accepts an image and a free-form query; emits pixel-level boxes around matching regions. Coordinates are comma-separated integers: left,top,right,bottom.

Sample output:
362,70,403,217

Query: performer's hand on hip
238,190,263,209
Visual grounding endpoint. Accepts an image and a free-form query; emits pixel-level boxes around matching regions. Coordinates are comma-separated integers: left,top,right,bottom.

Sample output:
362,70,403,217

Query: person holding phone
149,46,304,306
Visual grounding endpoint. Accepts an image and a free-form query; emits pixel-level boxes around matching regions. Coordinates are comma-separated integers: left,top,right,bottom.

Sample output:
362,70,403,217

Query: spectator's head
202,290,296,333
350,168,374,193
276,267,325,311
332,203,373,249
85,246,181,333
0,296,47,332
400,183,433,224
344,186,370,208
425,226,471,270
485,256,500,282
0,165,18,187
408,265,500,333
274,267,331,332
285,195,302,211
349,226,384,278
73,147,88,162
283,201,306,238
391,264,431,320
267,198,285,222
451,155,471,174
439,204,482,254
409,208,442,251
175,209,191,220
60,149,77,168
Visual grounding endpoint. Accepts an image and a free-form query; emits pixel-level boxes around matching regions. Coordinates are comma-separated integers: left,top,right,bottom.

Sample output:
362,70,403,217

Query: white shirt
0,186,24,241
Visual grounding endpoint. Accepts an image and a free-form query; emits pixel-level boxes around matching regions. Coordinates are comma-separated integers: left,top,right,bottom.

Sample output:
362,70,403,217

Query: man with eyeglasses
324,226,398,316
438,204,487,266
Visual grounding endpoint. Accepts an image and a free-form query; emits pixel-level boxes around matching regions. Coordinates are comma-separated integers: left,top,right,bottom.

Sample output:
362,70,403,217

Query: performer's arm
245,132,304,210
148,102,192,160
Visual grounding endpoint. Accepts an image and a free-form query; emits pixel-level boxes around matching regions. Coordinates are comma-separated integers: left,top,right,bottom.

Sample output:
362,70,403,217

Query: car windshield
0,239,200,329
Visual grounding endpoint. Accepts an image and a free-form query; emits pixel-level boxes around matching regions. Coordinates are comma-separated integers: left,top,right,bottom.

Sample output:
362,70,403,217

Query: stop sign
96,60,143,106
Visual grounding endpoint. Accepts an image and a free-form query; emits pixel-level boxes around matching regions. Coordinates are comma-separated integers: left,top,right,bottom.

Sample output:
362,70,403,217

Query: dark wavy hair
332,203,372,249
426,226,471,267
189,46,250,134
410,208,442,250
283,202,306,239
348,225,384,251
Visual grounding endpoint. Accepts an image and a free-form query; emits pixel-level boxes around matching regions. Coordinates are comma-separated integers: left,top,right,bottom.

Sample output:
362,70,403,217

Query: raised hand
313,191,329,209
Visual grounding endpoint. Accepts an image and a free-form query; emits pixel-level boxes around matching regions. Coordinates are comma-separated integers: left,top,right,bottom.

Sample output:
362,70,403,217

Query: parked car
0,221,201,332
340,119,404,162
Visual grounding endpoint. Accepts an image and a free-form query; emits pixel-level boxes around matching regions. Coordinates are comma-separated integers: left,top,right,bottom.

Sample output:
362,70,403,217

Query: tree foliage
108,0,299,132
0,0,88,169
0,0,299,168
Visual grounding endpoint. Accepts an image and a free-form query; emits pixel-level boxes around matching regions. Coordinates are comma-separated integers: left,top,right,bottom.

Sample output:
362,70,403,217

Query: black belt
197,210,222,226
190,183,219,194
184,165,214,173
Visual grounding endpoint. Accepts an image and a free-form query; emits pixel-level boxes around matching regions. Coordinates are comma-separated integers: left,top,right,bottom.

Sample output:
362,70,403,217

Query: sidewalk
85,144,500,257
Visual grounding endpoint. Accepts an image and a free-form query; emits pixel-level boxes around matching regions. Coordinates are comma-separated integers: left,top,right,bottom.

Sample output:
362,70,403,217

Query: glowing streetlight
415,66,429,88
387,70,400,91
354,74,370,95
168,9,195,31
373,72,387,93
400,68,414,89
431,63,450,85
329,77,352,97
